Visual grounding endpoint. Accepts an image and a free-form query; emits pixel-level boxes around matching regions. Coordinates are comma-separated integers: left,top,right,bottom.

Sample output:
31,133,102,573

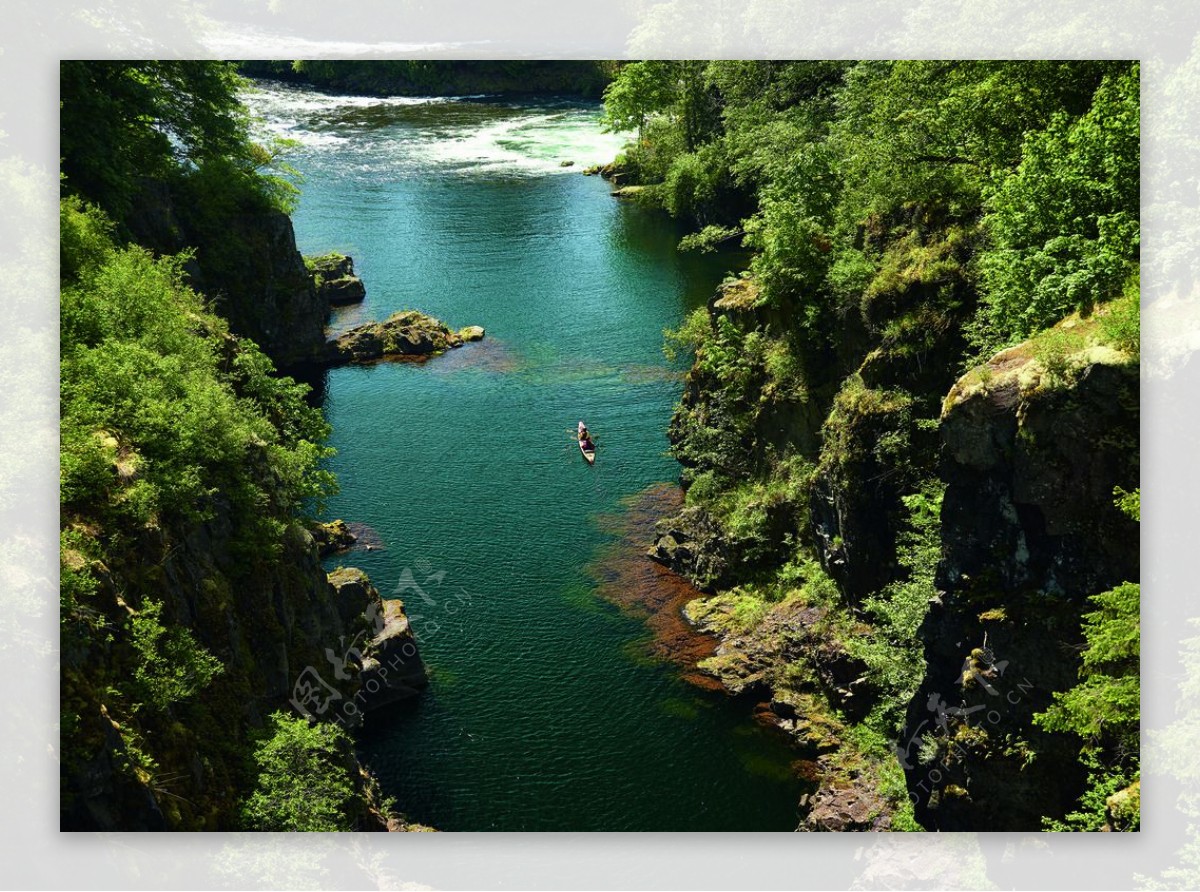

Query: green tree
129,600,224,713
240,712,359,831
60,62,249,219
974,63,1140,352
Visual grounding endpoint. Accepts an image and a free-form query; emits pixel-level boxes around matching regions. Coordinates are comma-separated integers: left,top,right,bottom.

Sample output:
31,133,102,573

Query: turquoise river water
246,82,803,831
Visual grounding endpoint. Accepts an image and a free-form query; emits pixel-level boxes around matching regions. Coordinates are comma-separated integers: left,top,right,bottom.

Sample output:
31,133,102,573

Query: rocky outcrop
326,311,484,367
327,568,429,711
361,598,430,709
807,372,944,603
62,496,429,830
125,177,330,368
686,596,873,717
217,210,329,367
682,589,895,830
800,783,892,832
309,519,358,558
308,252,367,306
903,334,1139,831
647,507,732,592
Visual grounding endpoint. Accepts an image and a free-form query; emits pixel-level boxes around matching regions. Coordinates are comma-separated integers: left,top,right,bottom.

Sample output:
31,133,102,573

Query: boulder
325,310,482,366
322,276,367,306
327,566,374,631
647,507,731,591
360,597,429,710
325,568,429,711
309,519,357,558
800,782,892,832
458,325,486,342
308,252,367,306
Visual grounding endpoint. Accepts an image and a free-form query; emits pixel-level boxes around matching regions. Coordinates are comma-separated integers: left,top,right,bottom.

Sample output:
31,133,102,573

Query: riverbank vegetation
606,60,1140,829
238,60,616,98
59,62,375,830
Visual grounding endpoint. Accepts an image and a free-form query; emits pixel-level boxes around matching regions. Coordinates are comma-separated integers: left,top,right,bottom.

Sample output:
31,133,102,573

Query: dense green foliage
617,61,1140,831
59,198,334,548
973,65,1141,354
239,60,615,98
605,60,1139,352
59,193,340,827
60,61,298,225
240,712,359,831
59,61,358,831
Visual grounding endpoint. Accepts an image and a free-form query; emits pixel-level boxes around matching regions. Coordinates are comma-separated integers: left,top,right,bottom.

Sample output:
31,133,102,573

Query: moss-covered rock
326,310,482,366
309,519,357,558
307,252,367,306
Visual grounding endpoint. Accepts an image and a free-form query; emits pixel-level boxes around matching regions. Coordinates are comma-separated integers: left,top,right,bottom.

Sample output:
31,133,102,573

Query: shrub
129,600,224,712
240,712,358,831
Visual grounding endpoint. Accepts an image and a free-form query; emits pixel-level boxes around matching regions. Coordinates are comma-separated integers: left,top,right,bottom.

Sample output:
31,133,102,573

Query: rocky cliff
649,287,1138,831
903,327,1139,830
60,471,428,830
125,177,330,368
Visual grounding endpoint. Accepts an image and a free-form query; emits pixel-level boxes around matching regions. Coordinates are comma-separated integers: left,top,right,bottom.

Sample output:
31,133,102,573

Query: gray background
0,1,1193,888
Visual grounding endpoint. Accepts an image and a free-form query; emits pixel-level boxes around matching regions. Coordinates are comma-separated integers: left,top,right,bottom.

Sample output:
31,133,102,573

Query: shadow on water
286,361,330,407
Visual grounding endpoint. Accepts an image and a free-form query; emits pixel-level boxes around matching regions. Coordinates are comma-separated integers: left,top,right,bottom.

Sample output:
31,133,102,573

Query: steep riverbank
599,59,1140,832
59,63,451,831
644,303,1139,831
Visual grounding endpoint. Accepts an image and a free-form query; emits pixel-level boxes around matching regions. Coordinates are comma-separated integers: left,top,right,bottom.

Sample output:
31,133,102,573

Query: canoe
579,440,596,464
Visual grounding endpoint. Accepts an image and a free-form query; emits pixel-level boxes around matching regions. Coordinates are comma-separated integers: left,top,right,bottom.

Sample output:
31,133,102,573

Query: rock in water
360,598,430,710
326,310,484,366
647,506,733,592
307,252,367,306
327,567,429,711
458,325,485,342
309,519,358,558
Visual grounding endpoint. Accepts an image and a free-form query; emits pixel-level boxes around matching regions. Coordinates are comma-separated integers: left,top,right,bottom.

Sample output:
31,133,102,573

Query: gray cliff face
904,340,1139,831
214,210,328,368
125,178,330,368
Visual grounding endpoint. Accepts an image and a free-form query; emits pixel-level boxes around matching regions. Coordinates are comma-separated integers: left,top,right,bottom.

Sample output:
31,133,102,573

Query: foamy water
241,81,631,178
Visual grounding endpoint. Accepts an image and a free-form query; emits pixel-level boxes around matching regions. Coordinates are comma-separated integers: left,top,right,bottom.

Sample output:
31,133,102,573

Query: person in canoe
578,421,595,449
578,421,596,462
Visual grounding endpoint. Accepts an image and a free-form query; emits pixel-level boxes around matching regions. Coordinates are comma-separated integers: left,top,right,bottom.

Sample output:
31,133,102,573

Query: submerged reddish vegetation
588,482,723,692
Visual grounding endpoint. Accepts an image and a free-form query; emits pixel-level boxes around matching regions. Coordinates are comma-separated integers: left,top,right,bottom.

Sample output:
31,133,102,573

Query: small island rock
325,310,483,366
307,252,367,306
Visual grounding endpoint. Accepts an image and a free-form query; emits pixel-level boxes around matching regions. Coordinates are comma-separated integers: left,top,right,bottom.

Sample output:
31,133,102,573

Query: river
245,82,803,831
